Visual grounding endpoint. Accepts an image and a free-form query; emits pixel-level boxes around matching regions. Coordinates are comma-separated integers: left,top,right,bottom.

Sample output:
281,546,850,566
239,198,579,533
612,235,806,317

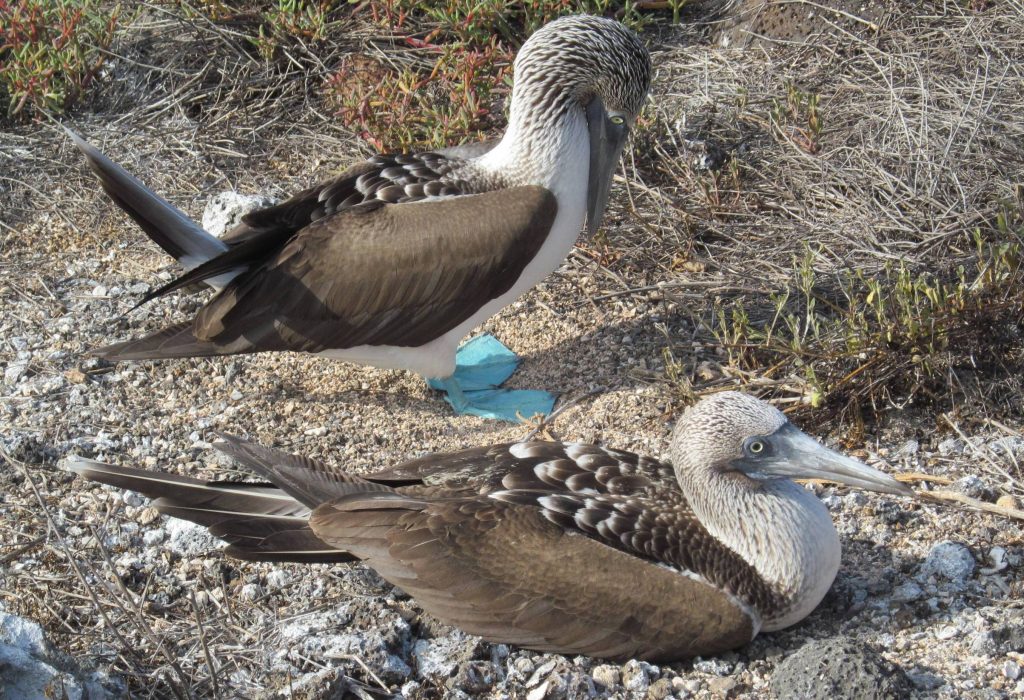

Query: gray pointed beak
759,424,914,497
585,97,629,236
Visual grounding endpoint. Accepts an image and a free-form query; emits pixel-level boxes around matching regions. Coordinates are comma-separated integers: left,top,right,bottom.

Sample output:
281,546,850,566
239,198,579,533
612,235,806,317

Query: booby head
670,391,913,498
499,15,651,234
669,391,913,632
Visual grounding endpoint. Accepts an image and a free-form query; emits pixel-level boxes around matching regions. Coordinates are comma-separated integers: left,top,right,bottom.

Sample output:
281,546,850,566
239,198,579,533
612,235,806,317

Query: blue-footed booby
66,15,652,422
69,392,913,660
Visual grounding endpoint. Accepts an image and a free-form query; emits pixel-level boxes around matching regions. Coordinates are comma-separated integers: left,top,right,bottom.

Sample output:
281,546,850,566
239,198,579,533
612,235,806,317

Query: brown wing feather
311,494,755,661
99,186,556,360
194,186,557,350
365,441,674,495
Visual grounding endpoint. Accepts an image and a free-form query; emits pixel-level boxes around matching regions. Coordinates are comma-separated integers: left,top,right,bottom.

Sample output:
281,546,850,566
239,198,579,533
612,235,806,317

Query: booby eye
610,115,625,126
745,438,767,456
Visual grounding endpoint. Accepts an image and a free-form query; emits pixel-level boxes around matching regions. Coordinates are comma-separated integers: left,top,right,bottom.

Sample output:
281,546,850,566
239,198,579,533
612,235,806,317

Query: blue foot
427,335,557,422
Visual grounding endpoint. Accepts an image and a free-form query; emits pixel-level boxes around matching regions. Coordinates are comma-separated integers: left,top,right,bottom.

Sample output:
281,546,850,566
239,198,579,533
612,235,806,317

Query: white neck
475,102,589,193
679,468,842,631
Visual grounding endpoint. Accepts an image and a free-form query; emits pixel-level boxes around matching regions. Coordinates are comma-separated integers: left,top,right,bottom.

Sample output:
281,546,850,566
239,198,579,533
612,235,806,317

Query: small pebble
647,677,673,700
591,664,619,689
621,659,650,694
708,676,737,696
676,677,701,695
969,631,996,656
953,475,988,499
266,569,290,589
919,541,975,585
239,583,261,601
693,657,732,675
891,581,924,603
525,680,548,700
996,494,1019,510
1003,661,1021,681
936,437,964,455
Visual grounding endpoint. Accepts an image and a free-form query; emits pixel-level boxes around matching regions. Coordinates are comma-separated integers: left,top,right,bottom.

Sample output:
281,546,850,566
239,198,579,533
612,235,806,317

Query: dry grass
611,1,1024,424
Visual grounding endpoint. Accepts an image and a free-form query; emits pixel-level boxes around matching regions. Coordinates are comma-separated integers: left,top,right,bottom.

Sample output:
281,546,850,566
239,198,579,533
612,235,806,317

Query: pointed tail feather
213,433,393,510
66,457,353,563
309,492,427,561
65,127,228,270
91,322,243,361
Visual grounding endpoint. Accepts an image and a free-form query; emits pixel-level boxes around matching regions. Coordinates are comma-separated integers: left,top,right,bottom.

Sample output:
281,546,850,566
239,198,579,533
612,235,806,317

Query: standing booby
69,392,913,660
66,15,652,422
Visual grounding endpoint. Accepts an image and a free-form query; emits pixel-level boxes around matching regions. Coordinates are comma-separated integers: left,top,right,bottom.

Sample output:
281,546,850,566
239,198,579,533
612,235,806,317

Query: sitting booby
69,392,913,661
66,15,652,422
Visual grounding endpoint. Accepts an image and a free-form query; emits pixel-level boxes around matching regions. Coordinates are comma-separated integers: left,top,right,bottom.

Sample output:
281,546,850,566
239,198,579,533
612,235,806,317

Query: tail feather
310,492,427,562
66,457,352,563
65,127,228,269
213,433,393,510
91,322,243,361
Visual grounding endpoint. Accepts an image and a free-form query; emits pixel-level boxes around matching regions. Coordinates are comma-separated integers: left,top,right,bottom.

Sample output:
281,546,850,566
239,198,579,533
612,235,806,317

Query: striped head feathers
669,392,789,478
511,15,651,128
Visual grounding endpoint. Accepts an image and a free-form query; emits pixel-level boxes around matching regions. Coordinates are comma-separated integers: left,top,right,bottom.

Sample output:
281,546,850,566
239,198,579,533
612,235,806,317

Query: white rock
621,659,650,694
412,629,473,679
266,569,291,589
919,541,975,585
592,664,620,688
936,438,964,456
240,583,262,601
526,680,549,700
896,439,919,456
4,358,30,386
142,529,165,546
121,491,144,508
202,192,278,238
0,602,115,699
165,518,223,557
980,546,1009,575
891,581,924,603
1003,661,1021,680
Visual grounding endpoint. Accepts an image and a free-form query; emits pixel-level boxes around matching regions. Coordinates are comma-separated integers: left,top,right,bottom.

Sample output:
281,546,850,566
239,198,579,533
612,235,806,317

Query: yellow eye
610,115,625,126
748,440,765,454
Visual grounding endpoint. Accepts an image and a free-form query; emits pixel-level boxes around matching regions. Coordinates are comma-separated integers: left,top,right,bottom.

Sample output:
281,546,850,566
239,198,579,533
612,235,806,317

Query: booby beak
585,97,629,236
752,423,915,497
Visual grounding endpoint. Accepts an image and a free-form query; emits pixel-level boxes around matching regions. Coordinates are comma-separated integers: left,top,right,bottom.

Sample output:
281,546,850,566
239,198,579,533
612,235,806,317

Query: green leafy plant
769,80,823,154
696,212,1023,415
331,0,653,150
251,0,335,61
0,0,120,120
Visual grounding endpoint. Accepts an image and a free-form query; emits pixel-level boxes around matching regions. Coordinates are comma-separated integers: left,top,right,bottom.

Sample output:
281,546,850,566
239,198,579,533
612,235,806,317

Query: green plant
333,0,656,150
0,0,120,119
327,37,513,151
769,80,823,153
251,0,335,61
694,215,1023,416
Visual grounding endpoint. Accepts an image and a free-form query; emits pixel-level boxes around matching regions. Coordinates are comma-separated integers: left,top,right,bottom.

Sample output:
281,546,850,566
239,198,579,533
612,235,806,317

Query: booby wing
311,489,757,661
95,184,557,359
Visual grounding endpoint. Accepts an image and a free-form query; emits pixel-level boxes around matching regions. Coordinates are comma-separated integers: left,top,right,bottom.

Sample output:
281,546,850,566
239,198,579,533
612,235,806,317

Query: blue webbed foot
427,335,557,422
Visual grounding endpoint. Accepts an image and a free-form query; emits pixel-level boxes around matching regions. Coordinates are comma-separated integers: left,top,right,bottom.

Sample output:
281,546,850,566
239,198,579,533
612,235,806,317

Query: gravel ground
2,2,1024,698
